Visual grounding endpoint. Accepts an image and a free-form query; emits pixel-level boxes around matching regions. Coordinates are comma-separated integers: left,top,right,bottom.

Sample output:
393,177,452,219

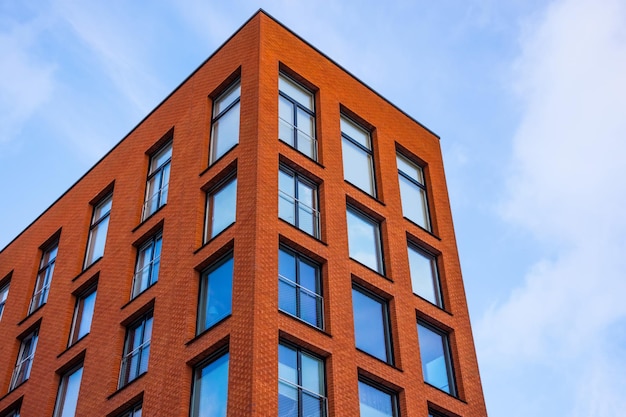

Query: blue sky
1,1,625,415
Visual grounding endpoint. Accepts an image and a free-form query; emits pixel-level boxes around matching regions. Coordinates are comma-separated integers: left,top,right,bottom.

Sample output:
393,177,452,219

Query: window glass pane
199,256,234,331
358,381,395,417
301,353,324,395
396,154,423,184
399,175,429,229
208,177,237,239
86,215,109,265
279,76,313,110
150,143,172,174
55,366,83,417
93,196,112,222
278,344,297,384
418,323,453,394
214,84,240,115
211,102,240,162
70,288,97,344
346,208,382,273
408,246,441,306
341,117,370,148
0,282,9,320
342,138,375,195
193,352,229,417
352,288,390,362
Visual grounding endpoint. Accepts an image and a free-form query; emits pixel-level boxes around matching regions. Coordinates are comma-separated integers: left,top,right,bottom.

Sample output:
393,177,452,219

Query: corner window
191,350,229,417
278,342,326,417
352,286,393,364
0,281,10,321
204,175,237,241
279,166,319,237
119,312,153,388
210,81,240,163
407,244,443,307
52,365,83,417
132,233,162,298
397,153,431,230
29,241,58,313
417,321,456,396
68,286,97,346
358,379,398,417
341,115,376,196
278,247,323,328
197,254,233,333
84,194,112,269
9,328,38,390
279,74,316,159
142,142,172,219
346,206,384,274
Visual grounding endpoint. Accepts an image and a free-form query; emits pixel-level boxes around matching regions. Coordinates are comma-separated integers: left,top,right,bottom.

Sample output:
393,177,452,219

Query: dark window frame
52,363,84,417
352,284,394,365
197,251,234,334
346,205,385,275
357,376,400,417
190,346,230,417
142,141,172,220
210,79,241,164
407,242,444,309
278,165,320,238
84,193,113,269
68,284,98,347
204,172,237,243
119,311,153,388
131,232,163,298
341,114,377,197
417,320,457,397
29,240,59,314
9,327,39,391
278,73,317,160
397,151,432,231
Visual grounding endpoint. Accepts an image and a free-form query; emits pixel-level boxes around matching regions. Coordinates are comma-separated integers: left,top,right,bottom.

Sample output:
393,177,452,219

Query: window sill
121,283,158,310
201,144,239,177
349,257,389,282
344,180,385,208
17,304,45,326
278,309,330,337
185,314,231,346
355,348,402,372
424,381,465,403
107,373,147,400
195,222,236,254
278,218,327,246
58,334,89,358
404,216,440,240
413,293,452,316
278,139,324,168
73,257,103,282
132,205,166,233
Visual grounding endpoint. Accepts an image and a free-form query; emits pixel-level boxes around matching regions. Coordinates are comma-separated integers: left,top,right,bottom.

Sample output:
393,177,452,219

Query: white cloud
478,0,626,415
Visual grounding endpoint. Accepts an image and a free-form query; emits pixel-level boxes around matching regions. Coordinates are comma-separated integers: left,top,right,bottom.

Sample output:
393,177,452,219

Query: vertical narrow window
210,81,240,163
397,153,431,230
352,286,393,364
68,286,97,346
84,194,112,269
407,244,443,307
279,74,316,160
29,241,58,313
53,365,83,417
119,312,153,387
358,379,398,417
0,281,10,321
341,115,376,196
278,166,320,237
417,321,456,396
143,142,172,219
9,328,38,390
346,206,384,274
205,175,237,241
278,343,326,417
132,233,163,298
278,247,323,328
191,350,229,417
197,254,233,333
119,403,142,417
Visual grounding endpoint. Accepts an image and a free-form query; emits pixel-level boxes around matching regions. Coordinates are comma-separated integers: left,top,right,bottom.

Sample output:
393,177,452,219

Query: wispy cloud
478,0,626,415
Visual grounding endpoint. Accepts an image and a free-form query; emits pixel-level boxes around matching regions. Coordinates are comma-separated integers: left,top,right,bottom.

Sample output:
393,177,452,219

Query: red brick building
0,10,487,417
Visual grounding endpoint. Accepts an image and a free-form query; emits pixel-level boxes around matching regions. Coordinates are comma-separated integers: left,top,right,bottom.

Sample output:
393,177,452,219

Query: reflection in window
278,342,326,417
198,254,233,333
397,153,430,230
84,194,112,268
417,321,456,396
279,167,319,237
341,115,375,196
346,206,384,274
210,81,240,163
119,312,153,387
10,328,38,390
191,350,229,417
358,379,398,417
68,287,97,346
407,244,442,307
53,365,83,417
29,241,58,313
352,286,393,364
279,74,316,159
132,233,162,298
205,175,237,241
143,142,172,219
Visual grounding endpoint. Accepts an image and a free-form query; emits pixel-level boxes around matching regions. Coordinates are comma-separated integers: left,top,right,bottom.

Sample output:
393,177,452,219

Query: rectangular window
142,142,172,219
417,321,456,396
352,286,393,364
84,194,112,269
341,115,376,196
407,244,443,307
204,175,237,241
53,365,83,417
279,74,316,159
358,379,398,417
29,241,58,313
9,329,38,390
397,153,431,230
278,247,323,328
210,81,240,163
191,350,229,417
197,254,233,333
0,281,10,321
279,166,319,237
346,206,384,274
278,342,326,417
119,312,153,387
119,403,142,417
131,233,162,298
68,286,97,346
